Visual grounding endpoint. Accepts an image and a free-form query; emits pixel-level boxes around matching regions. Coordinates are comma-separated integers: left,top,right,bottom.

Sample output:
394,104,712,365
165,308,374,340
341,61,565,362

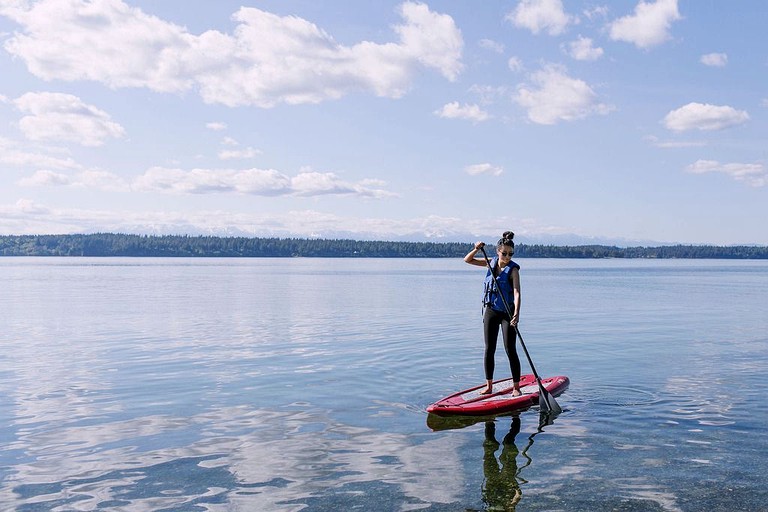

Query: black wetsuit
483,307,521,382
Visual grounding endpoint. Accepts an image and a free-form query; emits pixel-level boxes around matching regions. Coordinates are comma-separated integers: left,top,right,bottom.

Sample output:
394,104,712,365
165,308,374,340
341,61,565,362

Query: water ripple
1,258,767,511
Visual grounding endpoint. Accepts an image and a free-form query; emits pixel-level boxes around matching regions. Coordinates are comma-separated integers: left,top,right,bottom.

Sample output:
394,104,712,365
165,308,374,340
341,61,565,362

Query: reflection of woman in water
482,417,523,511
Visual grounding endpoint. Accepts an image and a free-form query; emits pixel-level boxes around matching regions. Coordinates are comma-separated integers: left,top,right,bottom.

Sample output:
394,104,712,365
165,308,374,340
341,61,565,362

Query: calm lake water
1,257,767,511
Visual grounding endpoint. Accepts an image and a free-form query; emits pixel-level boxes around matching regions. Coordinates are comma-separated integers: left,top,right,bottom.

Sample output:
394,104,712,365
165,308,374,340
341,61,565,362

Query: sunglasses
499,251,513,257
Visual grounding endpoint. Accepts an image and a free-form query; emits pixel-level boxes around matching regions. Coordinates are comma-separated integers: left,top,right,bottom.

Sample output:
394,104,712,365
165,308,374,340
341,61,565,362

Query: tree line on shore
0,233,766,259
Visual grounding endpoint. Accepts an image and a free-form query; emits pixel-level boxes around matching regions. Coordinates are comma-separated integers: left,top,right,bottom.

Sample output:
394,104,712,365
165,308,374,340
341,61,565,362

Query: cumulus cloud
20,169,129,193
663,103,749,132
17,169,71,187
507,0,575,36
434,102,490,122
464,163,503,176
13,92,125,146
218,147,262,160
608,0,681,49
219,137,262,160
206,122,227,131
0,0,463,107
478,39,504,54
686,160,766,187
18,169,129,191
17,162,395,198
514,64,612,125
644,135,705,148
131,167,281,195
700,52,727,67
393,2,464,79
0,136,81,170
565,36,604,61
132,167,395,198
507,56,524,72
583,6,609,21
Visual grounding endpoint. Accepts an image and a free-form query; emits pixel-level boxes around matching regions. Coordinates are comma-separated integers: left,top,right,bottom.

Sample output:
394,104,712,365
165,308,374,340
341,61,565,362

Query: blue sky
0,0,766,245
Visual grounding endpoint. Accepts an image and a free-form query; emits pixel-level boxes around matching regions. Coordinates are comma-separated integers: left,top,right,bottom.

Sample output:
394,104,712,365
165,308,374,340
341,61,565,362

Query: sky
0,0,766,246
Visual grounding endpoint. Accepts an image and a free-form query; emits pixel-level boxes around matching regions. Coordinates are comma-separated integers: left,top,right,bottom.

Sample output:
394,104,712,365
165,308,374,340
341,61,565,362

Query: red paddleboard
426,373,569,417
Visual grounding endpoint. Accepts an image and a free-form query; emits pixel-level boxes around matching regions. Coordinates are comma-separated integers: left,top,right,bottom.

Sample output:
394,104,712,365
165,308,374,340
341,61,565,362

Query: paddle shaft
479,246,561,414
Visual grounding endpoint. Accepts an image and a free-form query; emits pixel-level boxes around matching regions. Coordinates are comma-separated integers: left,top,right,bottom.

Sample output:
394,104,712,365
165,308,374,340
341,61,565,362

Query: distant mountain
512,233,670,248
77,226,688,248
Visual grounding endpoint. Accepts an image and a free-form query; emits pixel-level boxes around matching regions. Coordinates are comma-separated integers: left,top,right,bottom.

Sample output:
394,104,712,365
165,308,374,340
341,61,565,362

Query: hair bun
502,231,514,241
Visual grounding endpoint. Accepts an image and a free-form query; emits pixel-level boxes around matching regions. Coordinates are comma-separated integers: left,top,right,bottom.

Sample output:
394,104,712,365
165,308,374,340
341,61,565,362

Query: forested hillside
0,234,766,258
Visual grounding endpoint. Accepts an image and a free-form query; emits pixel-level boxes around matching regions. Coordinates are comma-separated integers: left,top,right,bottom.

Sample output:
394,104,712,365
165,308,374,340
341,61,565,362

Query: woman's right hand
474,241,485,250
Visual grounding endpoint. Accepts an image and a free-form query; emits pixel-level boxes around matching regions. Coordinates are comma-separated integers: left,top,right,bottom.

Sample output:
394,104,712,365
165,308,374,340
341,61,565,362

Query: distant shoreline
1,233,767,259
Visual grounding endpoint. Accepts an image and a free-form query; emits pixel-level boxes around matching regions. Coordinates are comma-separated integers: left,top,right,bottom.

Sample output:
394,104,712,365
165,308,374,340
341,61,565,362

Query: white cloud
434,102,490,122
700,52,727,67
479,38,504,54
1,1,463,108
218,147,262,160
18,169,129,191
393,2,464,80
17,169,71,187
514,64,612,125
133,167,287,195
206,122,227,131
663,103,749,132
565,36,604,61
1,0,194,92
132,167,395,198
644,135,706,148
13,92,125,147
686,160,766,187
507,56,524,72
583,6,609,21
655,141,706,148
507,0,575,36
17,162,395,198
0,136,81,170
291,171,391,197
464,163,503,176
608,0,681,49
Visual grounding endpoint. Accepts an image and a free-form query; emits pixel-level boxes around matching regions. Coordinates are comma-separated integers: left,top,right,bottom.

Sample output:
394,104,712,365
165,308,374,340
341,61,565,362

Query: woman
464,231,522,396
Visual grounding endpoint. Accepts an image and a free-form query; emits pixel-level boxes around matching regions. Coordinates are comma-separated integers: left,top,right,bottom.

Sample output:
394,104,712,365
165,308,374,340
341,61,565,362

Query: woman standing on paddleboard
464,232,522,396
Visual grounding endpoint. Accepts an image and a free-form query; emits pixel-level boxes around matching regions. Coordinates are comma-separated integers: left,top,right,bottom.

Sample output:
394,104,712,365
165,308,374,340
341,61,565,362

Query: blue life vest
483,257,520,314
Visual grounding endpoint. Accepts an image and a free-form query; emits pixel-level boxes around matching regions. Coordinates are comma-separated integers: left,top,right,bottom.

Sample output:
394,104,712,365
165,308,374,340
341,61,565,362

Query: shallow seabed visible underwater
1,257,767,511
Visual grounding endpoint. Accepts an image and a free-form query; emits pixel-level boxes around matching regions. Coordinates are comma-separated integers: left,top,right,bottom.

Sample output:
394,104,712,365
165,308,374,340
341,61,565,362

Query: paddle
479,246,562,416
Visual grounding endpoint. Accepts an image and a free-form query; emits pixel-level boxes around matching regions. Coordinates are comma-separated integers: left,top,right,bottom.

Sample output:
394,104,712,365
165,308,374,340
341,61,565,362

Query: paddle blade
538,385,563,416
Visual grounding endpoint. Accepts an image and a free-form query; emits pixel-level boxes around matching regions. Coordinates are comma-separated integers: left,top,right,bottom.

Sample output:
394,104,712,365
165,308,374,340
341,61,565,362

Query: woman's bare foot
511,385,522,397
479,386,493,395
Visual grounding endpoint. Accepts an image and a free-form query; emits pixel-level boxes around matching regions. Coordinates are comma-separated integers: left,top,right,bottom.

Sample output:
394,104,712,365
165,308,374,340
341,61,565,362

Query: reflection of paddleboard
426,374,569,417
426,411,518,432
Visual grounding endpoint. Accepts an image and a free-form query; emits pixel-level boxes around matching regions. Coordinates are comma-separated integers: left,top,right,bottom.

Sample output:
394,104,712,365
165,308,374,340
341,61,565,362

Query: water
1,257,766,511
